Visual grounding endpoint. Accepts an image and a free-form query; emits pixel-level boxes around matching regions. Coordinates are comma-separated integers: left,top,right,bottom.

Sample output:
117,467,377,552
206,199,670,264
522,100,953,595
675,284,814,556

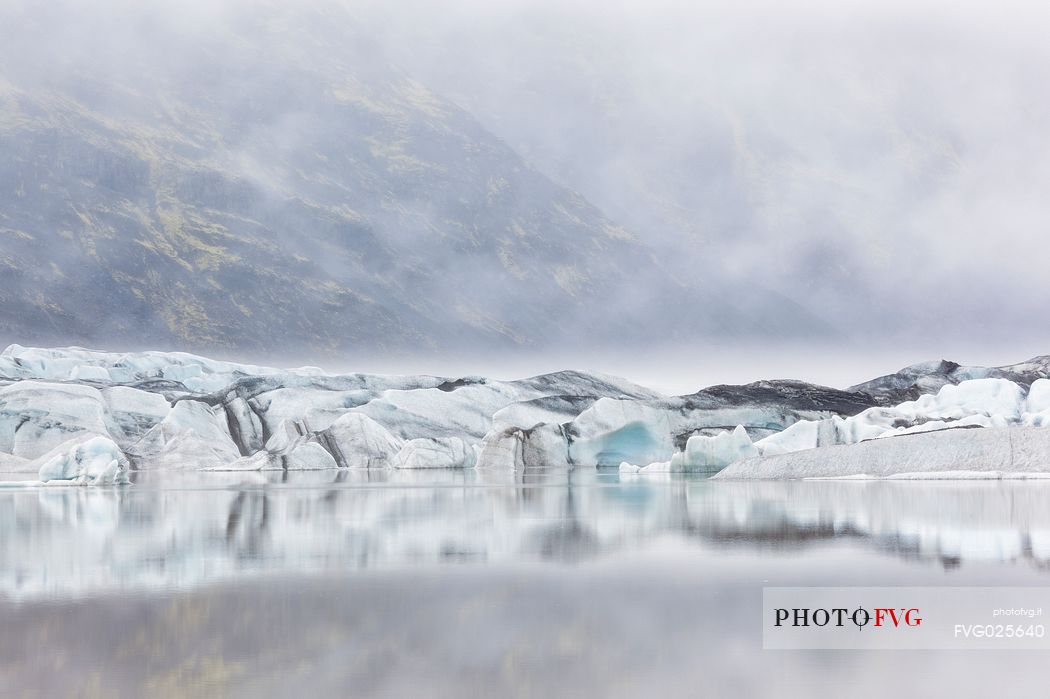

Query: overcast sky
357,0,1050,339
3,0,1049,391
357,0,1050,388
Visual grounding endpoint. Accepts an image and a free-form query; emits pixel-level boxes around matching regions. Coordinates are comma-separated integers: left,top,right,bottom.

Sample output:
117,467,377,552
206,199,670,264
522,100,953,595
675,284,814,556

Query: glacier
0,434,129,486
2,345,1050,482
620,425,760,474
712,378,1050,479
714,426,1050,480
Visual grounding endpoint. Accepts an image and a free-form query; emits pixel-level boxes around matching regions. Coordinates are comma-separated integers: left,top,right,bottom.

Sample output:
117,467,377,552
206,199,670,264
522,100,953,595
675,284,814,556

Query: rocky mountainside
849,356,1050,405
0,1,834,361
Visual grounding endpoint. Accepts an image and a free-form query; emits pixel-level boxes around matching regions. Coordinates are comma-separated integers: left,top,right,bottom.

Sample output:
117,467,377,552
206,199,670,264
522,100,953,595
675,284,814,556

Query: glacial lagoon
3,470,1050,697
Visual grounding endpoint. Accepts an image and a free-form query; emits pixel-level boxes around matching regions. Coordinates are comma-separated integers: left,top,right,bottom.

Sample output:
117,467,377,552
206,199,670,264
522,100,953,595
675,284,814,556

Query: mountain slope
0,1,837,360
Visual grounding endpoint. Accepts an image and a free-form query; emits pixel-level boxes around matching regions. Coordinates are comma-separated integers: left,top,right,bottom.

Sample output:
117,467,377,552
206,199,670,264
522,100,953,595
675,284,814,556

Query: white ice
715,426,1050,480
35,436,129,485
3,346,1050,481
396,437,478,469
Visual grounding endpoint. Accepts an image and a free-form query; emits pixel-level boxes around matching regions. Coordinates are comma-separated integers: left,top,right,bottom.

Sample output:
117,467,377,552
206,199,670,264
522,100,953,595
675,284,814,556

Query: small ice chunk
925,378,1025,421
679,425,758,471
1027,379,1050,414
36,436,128,485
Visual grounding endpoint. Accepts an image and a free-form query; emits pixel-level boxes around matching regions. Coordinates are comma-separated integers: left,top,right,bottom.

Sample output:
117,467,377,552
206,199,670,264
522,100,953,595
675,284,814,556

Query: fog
356,0,1050,340
1,0,1048,387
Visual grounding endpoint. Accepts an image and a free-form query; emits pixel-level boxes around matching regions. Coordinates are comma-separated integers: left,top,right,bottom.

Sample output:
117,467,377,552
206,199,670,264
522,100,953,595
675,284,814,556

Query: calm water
2,470,1050,697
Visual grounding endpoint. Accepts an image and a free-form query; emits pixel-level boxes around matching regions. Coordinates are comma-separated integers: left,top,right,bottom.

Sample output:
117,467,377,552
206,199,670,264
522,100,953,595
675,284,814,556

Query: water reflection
3,470,1050,596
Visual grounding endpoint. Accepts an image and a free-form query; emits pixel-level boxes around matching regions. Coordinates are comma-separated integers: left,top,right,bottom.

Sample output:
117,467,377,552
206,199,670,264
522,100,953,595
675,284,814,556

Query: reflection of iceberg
4,473,1050,597
690,480,1050,566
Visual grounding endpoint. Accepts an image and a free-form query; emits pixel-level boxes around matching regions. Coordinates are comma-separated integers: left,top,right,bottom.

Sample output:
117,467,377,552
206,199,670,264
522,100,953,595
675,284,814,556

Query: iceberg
755,378,1043,457
223,440,340,471
709,378,1050,480
475,378,877,471
35,436,129,485
678,425,759,471
128,399,241,470
0,347,864,477
99,386,171,447
0,382,111,459
476,423,572,471
1024,379,1050,426
714,426,1050,480
1,345,1050,481
319,413,404,469
618,426,759,473
396,437,478,469
567,399,676,467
